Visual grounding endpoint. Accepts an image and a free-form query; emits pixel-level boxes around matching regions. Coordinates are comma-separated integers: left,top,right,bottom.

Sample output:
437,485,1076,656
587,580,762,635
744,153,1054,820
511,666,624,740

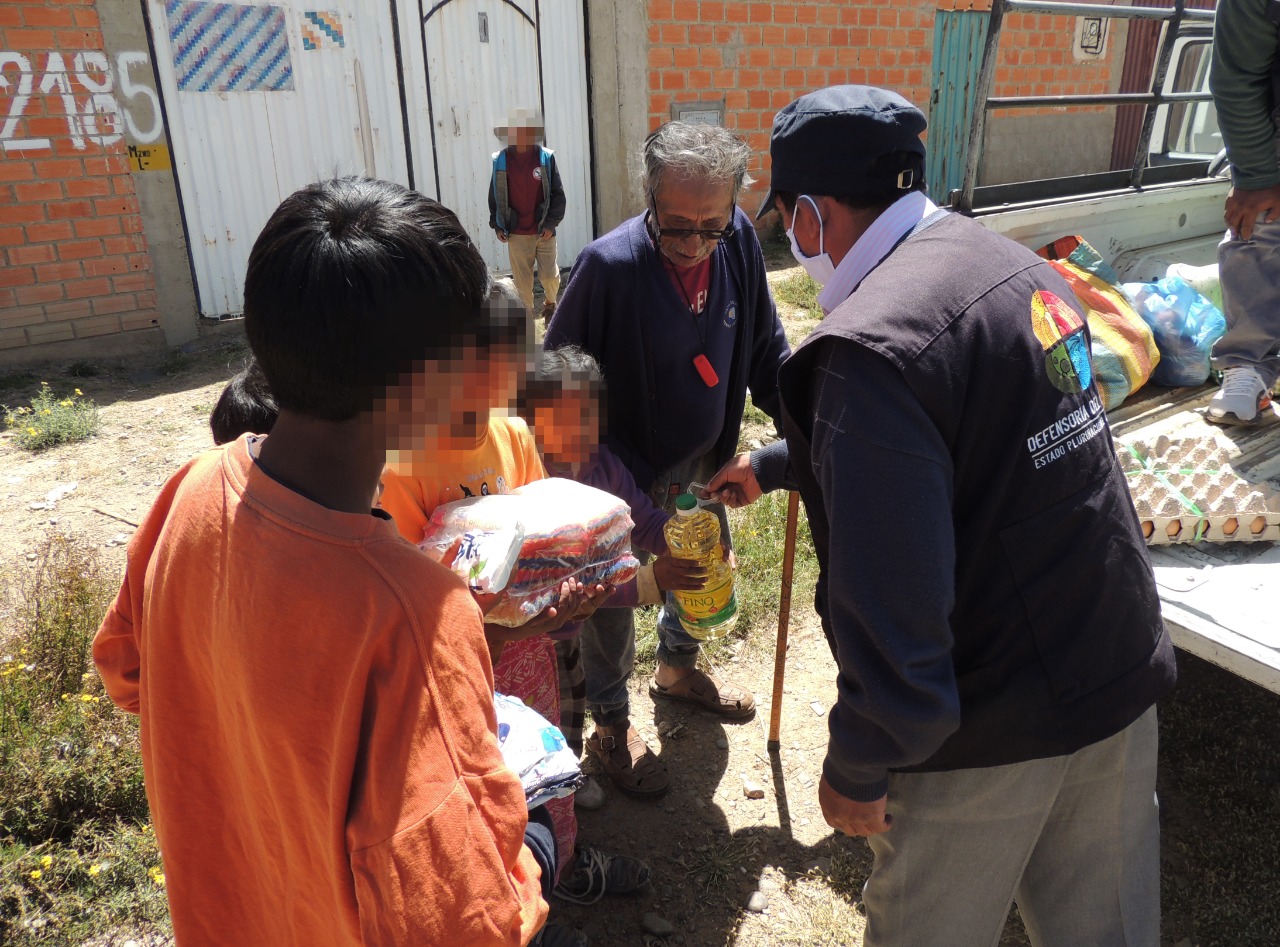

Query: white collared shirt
816,190,940,315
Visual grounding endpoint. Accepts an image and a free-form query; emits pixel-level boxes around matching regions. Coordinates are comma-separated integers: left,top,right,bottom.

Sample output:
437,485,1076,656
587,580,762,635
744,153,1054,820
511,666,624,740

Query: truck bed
1109,387,1280,692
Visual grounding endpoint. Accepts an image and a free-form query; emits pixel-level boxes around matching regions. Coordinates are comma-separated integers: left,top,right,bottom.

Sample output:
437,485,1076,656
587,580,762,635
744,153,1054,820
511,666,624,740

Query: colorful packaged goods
418,478,639,626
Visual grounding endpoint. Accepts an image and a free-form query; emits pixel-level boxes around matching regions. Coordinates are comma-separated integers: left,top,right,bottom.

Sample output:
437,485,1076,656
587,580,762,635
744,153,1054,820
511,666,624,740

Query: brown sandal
585,723,669,798
648,669,756,719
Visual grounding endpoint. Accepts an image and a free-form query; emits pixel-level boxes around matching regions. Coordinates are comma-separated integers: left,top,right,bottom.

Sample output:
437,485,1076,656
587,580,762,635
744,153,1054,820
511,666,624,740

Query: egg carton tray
1117,436,1280,546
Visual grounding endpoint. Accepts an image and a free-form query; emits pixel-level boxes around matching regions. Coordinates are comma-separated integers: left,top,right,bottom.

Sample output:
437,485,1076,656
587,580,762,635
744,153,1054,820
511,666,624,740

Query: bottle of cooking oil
663,493,737,640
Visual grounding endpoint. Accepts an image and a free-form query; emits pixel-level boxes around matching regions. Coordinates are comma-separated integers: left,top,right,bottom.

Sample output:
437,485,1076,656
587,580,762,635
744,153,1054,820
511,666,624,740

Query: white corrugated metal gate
150,0,592,317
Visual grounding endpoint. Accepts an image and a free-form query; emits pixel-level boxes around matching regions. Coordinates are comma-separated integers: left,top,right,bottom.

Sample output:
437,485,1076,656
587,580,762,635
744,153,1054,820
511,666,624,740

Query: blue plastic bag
1121,275,1227,387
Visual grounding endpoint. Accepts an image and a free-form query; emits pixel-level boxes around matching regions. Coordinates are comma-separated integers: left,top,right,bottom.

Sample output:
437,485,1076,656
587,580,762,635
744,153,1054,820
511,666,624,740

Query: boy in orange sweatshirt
93,178,551,946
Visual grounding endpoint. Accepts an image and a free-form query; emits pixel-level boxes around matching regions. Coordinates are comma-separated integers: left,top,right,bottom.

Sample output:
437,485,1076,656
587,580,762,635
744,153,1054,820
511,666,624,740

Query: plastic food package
1165,263,1223,314
1121,275,1227,387
495,692,582,809
419,478,639,626
418,495,525,594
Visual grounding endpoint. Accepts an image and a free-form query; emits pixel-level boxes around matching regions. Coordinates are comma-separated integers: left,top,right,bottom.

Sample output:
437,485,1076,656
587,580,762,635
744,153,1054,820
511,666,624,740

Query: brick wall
0,0,159,355
646,0,1129,196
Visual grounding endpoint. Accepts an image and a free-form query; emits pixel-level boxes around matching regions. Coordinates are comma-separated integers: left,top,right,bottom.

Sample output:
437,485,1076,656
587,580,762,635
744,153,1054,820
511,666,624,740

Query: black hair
210,359,279,445
482,280,533,352
518,344,604,417
243,177,490,422
775,151,928,215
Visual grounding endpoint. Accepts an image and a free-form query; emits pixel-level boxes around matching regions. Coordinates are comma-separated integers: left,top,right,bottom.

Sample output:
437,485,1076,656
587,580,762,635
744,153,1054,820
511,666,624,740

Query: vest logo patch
1030,289,1092,394
723,302,737,328
532,168,542,181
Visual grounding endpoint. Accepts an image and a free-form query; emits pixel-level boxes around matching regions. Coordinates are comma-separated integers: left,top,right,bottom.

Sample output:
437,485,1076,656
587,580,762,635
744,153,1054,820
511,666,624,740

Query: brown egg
1250,516,1267,535
1141,520,1154,539
1222,518,1239,537
1166,520,1182,539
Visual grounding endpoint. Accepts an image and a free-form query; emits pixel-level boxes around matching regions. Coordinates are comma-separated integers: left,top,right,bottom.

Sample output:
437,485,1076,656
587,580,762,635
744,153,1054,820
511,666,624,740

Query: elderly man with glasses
545,122,791,800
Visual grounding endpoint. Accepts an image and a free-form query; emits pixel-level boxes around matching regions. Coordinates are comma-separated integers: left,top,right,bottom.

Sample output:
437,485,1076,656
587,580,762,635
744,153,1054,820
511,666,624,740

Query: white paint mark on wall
0,50,163,154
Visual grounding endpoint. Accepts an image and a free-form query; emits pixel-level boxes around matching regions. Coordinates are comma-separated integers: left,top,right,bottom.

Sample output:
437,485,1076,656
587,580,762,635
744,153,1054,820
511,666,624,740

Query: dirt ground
2,257,1279,947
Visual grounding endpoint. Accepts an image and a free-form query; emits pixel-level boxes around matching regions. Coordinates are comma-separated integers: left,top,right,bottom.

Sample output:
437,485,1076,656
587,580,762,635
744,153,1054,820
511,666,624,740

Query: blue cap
756,85,928,220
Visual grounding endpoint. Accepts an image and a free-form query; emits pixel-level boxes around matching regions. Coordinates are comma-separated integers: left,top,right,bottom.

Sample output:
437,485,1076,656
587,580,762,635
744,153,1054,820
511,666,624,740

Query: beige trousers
506,233,559,313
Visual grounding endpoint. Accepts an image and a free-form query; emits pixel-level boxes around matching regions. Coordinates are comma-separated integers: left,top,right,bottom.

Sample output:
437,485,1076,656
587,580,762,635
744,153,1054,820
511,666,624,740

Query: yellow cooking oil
663,493,737,640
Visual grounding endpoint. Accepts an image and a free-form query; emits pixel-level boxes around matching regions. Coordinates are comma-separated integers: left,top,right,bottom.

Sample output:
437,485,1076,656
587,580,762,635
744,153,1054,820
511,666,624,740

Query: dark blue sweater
545,209,791,490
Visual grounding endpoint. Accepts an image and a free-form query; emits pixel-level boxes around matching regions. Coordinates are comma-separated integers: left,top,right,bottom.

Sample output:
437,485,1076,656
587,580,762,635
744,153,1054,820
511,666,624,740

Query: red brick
15,283,64,305
26,322,77,345
688,70,712,90
661,23,685,43
111,272,152,293
702,1,724,18
0,161,37,183
795,5,818,25
57,238,104,261
135,290,157,309
0,266,36,288
74,217,123,238
92,294,140,316
23,6,75,27
43,299,93,319
662,71,686,90
649,0,673,18
672,0,698,20
35,158,84,180
72,7,100,27
5,28,56,49
748,3,770,23
55,28,104,50
62,277,113,300
72,314,121,338
103,235,145,254
649,46,673,68
121,216,144,234
83,255,129,277
14,181,64,203
26,221,74,243
0,6,24,26
47,200,95,220
34,261,83,282
0,306,48,330
127,253,150,271
0,204,45,225
725,3,748,23
121,310,162,331
689,24,713,44
65,177,112,198
8,244,57,265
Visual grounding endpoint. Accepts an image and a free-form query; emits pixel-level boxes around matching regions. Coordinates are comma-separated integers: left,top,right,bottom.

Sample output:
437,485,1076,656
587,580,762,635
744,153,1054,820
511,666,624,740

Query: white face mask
787,195,836,285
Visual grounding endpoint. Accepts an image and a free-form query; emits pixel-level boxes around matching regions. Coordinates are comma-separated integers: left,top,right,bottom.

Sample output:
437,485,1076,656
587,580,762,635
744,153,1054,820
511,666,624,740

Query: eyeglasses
646,207,736,242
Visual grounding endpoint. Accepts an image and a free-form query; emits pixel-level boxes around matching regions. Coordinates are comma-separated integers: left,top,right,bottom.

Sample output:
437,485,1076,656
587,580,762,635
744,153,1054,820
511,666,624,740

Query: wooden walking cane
768,490,801,751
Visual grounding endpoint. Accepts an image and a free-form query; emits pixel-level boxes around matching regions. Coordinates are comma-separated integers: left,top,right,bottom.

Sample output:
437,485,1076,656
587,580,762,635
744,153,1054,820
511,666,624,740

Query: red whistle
692,353,719,387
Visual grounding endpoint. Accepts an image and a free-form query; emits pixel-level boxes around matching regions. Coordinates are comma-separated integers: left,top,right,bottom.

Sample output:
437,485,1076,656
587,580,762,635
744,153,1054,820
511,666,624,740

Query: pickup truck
960,1,1280,692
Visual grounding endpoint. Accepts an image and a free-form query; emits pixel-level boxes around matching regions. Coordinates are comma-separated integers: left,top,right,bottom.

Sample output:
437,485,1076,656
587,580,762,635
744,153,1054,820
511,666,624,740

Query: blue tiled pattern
166,0,294,93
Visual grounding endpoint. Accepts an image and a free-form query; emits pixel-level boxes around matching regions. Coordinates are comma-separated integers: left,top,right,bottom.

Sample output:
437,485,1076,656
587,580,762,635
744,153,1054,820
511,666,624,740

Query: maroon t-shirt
664,254,712,315
504,147,543,235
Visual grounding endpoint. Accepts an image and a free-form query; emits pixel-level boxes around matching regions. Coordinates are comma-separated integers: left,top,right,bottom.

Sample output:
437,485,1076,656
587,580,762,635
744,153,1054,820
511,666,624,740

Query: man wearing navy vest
709,86,1175,946
489,108,566,325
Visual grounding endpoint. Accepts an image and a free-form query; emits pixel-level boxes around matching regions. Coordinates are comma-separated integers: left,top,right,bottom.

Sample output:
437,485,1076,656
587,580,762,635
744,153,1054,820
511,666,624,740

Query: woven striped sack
1036,236,1160,410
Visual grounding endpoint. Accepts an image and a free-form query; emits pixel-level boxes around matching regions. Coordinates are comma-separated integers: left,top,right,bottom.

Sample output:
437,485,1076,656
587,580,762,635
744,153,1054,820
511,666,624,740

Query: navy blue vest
780,212,1175,772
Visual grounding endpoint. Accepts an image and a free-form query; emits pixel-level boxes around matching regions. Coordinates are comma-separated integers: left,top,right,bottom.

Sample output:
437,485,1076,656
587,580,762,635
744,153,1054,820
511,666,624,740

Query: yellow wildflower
148,866,166,887
40,855,52,868
88,865,101,877
26,427,37,436
61,693,70,700
41,409,50,415
81,672,94,680
60,399,72,407
80,693,95,702
74,388,83,396
40,381,49,387
29,869,41,880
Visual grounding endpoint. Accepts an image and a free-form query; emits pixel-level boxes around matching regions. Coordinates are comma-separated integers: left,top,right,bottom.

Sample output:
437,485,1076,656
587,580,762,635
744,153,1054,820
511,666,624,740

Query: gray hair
642,122,755,203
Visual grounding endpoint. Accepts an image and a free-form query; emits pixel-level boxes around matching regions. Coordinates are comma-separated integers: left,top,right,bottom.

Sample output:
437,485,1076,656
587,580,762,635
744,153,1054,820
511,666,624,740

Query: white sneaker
574,775,606,811
1208,367,1272,425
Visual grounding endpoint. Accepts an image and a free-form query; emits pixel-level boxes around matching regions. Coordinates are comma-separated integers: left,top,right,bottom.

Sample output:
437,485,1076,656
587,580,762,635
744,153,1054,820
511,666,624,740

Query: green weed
773,272,821,315
3,383,99,452
0,534,165,945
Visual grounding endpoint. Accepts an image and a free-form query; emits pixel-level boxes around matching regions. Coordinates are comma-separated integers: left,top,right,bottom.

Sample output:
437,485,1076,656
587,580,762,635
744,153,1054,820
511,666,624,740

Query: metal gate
148,0,412,315
927,9,988,204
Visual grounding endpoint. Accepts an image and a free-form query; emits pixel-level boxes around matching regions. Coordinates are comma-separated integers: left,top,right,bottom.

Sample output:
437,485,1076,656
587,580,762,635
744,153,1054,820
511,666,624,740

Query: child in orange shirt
380,287,651,930
94,179,552,947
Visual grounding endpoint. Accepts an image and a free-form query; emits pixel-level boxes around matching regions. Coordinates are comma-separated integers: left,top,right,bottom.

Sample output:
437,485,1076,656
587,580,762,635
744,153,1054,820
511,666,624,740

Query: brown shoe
541,300,556,325
585,722,669,798
649,668,755,719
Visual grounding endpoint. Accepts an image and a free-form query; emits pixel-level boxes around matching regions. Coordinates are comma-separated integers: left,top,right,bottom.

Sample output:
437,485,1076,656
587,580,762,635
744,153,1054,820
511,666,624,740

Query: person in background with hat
545,122,791,800
708,85,1174,946
490,108,566,325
